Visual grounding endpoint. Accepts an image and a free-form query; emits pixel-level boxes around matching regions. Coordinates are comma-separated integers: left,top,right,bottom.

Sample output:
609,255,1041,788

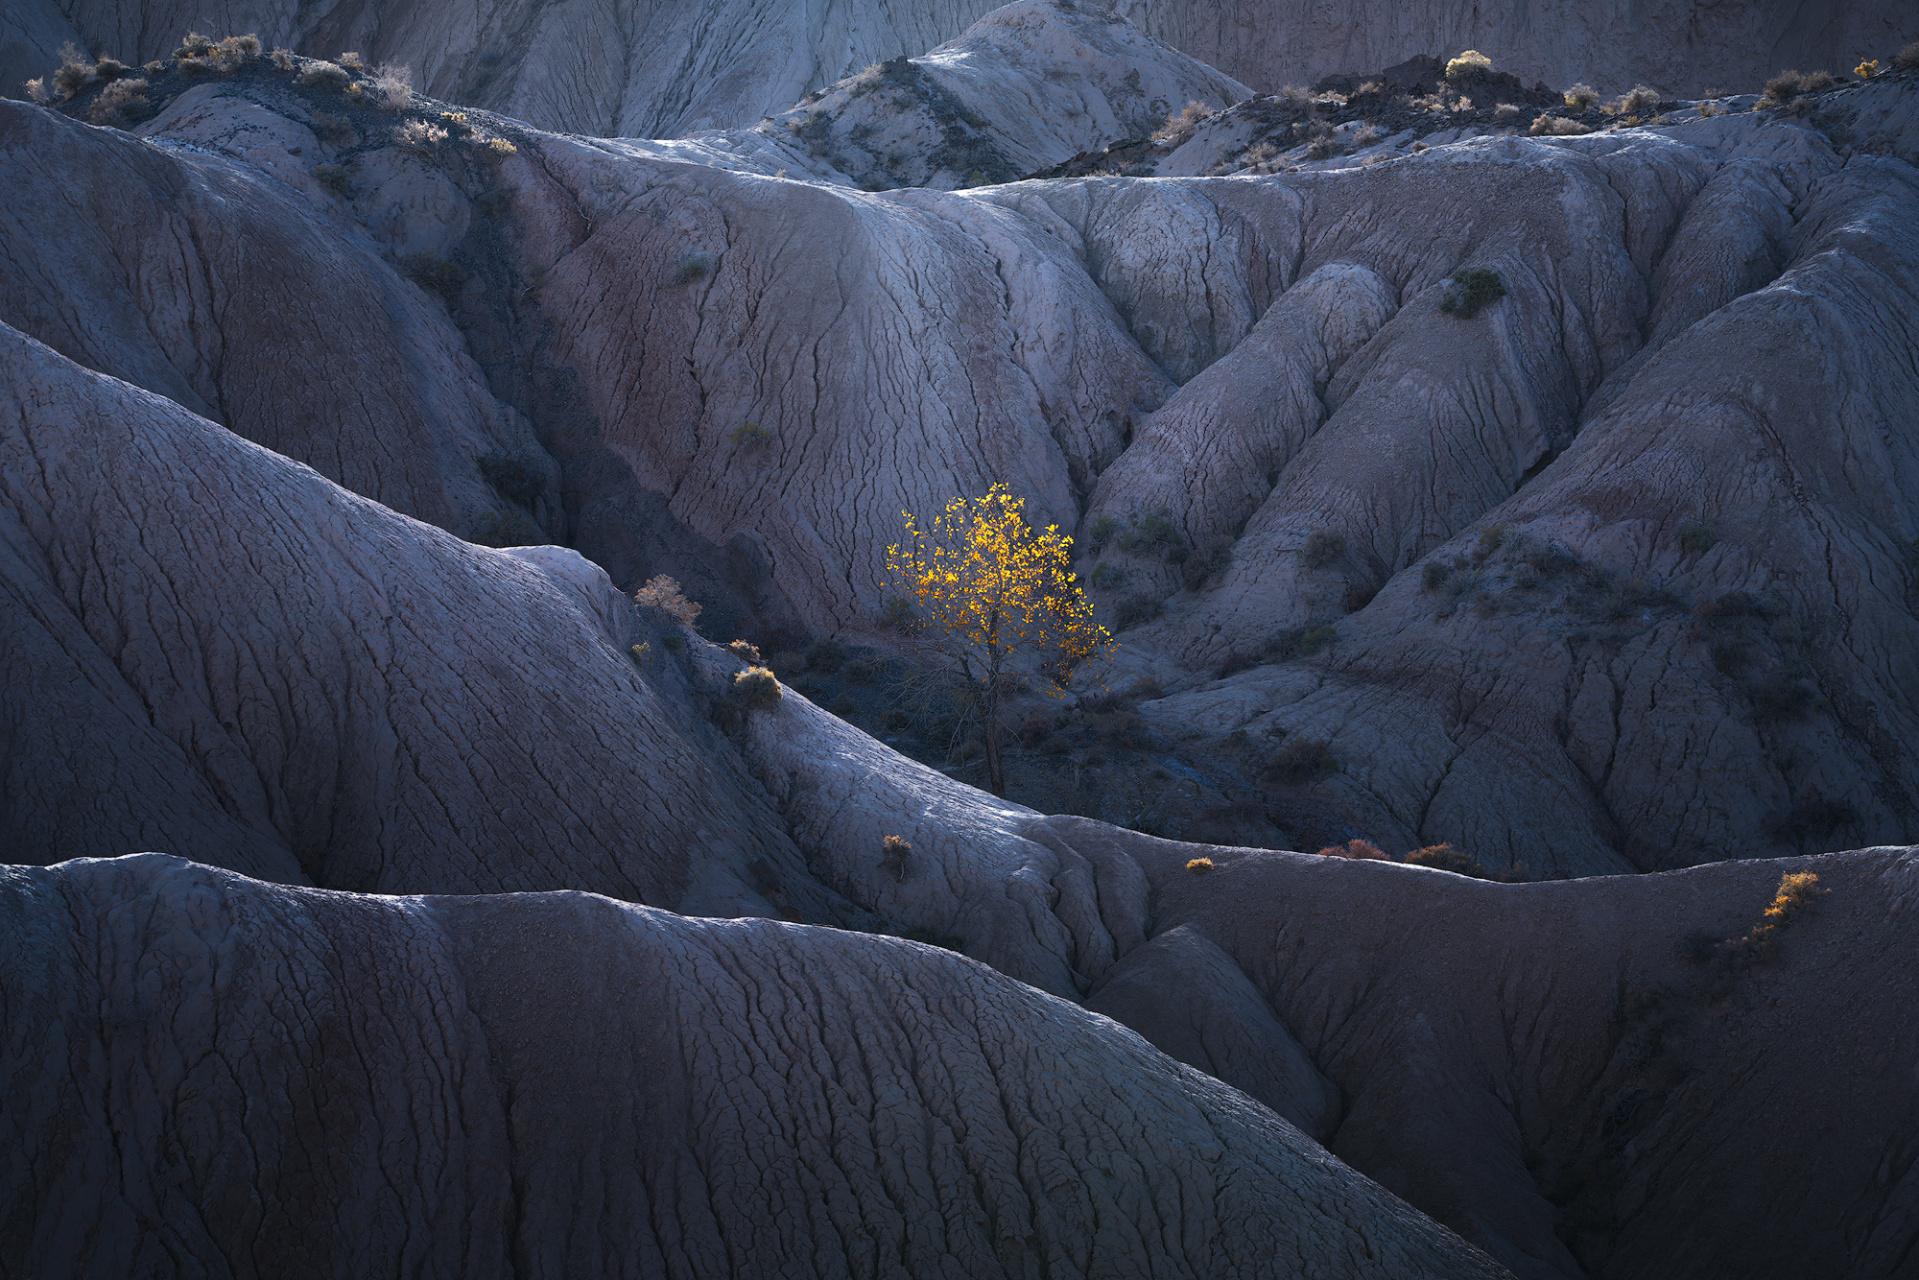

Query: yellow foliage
1446,49,1493,79
1761,871,1825,926
886,484,1113,794
1856,59,1881,79
886,484,1112,687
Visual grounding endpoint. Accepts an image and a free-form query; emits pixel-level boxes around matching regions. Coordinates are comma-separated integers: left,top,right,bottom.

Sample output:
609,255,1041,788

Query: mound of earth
0,852,1511,1279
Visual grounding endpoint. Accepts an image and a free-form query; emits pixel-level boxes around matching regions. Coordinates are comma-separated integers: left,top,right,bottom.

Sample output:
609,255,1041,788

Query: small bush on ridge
633,574,701,627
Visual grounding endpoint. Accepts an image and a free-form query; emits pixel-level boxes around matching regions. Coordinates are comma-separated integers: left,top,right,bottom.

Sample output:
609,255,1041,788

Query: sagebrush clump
1612,85,1661,115
88,77,149,127
734,666,783,709
1445,50,1493,79
633,575,702,627
1562,83,1598,110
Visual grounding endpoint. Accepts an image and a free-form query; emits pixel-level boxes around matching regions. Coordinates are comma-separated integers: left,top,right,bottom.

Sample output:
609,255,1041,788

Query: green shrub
1084,515,1120,551
478,452,544,507
1678,520,1717,554
310,112,354,144
1089,562,1128,590
1422,560,1451,590
633,574,702,626
879,597,918,631
1182,540,1232,590
87,77,149,127
1113,596,1163,630
1262,737,1339,785
313,163,351,195
1751,673,1817,723
398,251,462,295
1266,624,1337,659
731,420,772,448
1124,512,1184,560
1440,268,1507,318
1302,529,1346,568
735,665,783,709
661,632,685,650
1710,642,1750,676
673,254,712,284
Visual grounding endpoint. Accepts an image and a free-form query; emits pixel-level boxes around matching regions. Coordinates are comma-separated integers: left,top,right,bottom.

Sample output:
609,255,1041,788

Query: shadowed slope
0,853,1511,1280
0,319,827,919
1029,817,1919,1280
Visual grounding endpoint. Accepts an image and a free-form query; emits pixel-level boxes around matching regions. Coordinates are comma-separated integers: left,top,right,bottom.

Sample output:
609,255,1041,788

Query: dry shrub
24,77,50,104
1854,59,1881,79
1403,843,1495,878
1494,102,1521,119
394,118,448,150
734,666,783,709
1898,43,1919,71
88,77,149,127
371,62,412,111
1612,84,1661,114
270,47,298,71
338,51,366,72
1185,857,1216,874
725,639,763,664
478,134,517,158
53,43,95,98
1531,114,1593,135
1152,100,1214,146
881,836,913,881
633,574,701,626
1316,839,1388,860
1445,49,1493,79
176,33,259,73
1563,83,1598,110
1709,872,1827,975
299,61,350,90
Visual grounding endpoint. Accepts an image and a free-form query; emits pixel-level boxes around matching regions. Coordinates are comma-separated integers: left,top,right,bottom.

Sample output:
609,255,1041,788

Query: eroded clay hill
4,298,1919,1278
15,16,1917,875
5,12,1919,1276
4,0,1910,135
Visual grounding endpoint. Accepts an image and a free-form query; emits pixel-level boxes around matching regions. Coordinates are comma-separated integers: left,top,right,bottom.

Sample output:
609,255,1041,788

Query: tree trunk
980,680,1006,796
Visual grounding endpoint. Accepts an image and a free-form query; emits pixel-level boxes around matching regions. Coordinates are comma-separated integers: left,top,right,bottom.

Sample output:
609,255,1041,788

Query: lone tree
886,484,1114,796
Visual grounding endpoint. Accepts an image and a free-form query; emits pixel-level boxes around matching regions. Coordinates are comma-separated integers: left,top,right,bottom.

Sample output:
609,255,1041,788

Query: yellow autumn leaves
886,484,1112,685
885,484,1113,795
